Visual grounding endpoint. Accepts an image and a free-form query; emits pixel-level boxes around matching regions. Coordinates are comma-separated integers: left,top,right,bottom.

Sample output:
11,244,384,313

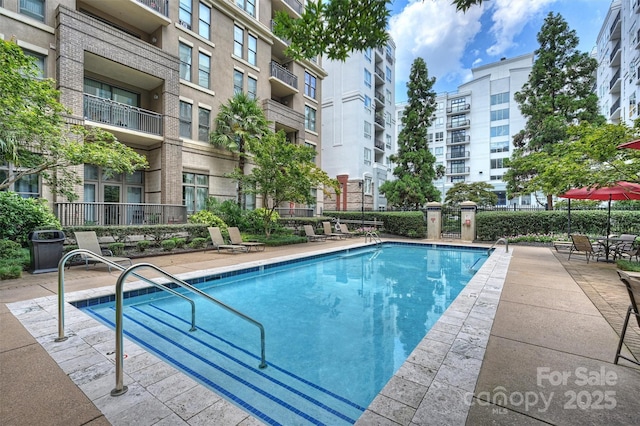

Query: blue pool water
80,243,488,425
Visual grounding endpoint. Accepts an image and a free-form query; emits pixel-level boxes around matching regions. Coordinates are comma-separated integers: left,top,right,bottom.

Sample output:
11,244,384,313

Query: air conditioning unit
178,20,192,30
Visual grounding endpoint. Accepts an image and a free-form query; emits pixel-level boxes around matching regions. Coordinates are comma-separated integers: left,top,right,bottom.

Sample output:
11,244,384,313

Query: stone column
426,202,442,240
460,201,478,242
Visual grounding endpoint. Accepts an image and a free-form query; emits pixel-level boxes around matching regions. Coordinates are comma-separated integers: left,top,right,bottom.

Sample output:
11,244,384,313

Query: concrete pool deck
1,239,639,425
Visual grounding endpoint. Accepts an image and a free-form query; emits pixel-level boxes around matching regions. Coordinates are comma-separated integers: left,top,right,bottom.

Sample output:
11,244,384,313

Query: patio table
594,236,625,262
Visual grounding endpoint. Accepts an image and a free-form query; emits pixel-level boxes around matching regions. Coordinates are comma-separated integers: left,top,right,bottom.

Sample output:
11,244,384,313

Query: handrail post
111,276,128,396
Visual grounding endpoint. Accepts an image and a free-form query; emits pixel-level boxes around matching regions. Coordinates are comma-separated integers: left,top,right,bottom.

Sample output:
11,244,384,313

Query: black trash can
28,230,66,274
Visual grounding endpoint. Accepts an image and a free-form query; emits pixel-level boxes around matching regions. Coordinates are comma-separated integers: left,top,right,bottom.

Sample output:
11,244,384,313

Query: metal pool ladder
56,250,268,398
365,230,382,244
489,237,509,254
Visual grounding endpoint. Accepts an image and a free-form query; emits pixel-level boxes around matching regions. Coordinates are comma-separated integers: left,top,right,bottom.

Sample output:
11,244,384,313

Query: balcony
609,11,621,40
447,151,470,160
374,113,385,128
447,119,470,129
272,0,303,17
374,66,385,83
446,104,470,114
84,94,163,145
269,62,299,97
446,166,470,176
374,139,385,152
447,135,470,145
609,69,621,94
55,202,187,227
262,99,305,136
610,97,621,120
81,0,170,33
609,40,621,66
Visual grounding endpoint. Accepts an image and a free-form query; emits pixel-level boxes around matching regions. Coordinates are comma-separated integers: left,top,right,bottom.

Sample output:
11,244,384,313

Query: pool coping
6,241,510,425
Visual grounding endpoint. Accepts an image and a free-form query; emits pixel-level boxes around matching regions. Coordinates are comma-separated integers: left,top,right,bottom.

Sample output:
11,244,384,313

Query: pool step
87,304,363,426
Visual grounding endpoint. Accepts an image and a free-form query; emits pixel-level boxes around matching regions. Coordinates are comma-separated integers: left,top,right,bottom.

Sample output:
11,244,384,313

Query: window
183,172,209,214
199,3,211,39
435,117,444,128
435,147,444,155
198,52,210,88
236,0,256,17
364,48,371,62
450,114,467,127
451,176,465,183
490,125,509,137
234,69,244,94
83,165,144,224
363,176,373,195
450,97,467,113
427,133,433,144
0,164,40,198
385,112,391,126
490,141,510,153
25,51,45,78
305,105,316,132
451,130,466,143
247,34,257,66
179,42,192,81
234,25,244,58
364,148,372,166
179,101,192,138
385,134,392,149
247,76,257,100
179,0,192,29
385,66,392,82
364,69,372,88
450,160,466,173
490,92,509,105
386,89,392,105
364,121,372,139
490,108,509,121
435,132,444,143
198,107,210,142
364,95,372,109
20,0,44,22
491,158,506,169
304,72,317,99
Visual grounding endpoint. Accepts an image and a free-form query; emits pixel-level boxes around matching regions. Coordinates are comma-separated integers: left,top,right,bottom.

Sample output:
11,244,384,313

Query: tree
210,92,271,209
232,131,339,236
272,0,486,60
379,57,440,209
0,39,147,201
504,12,605,209
445,182,497,207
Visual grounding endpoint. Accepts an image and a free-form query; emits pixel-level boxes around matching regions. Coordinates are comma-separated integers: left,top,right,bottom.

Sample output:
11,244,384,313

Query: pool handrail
112,263,268,396
365,230,382,244
489,238,509,253
56,249,197,344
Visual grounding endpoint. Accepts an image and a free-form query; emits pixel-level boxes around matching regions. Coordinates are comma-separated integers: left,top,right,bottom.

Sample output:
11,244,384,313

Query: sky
389,0,613,102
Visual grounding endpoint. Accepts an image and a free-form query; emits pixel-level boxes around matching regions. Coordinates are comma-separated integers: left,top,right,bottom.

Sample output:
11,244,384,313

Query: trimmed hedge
477,210,640,241
63,224,210,246
324,211,426,238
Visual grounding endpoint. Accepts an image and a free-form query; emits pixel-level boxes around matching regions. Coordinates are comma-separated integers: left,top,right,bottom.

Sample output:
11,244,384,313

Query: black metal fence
441,205,461,239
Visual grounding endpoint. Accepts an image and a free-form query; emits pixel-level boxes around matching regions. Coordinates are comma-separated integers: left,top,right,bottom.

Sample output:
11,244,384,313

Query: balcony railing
447,104,470,114
374,114,385,127
374,66,385,81
374,90,385,104
447,135,470,145
610,40,621,62
55,202,187,227
136,0,169,16
84,94,163,135
374,139,385,151
281,0,303,14
610,11,620,36
447,151,470,159
446,167,470,175
609,69,621,90
447,119,470,129
610,98,621,116
270,61,298,89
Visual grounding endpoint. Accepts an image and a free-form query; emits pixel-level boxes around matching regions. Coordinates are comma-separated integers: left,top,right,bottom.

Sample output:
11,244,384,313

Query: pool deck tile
2,239,640,425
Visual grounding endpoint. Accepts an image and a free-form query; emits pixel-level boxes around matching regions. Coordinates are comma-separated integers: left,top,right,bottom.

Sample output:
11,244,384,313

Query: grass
616,259,640,272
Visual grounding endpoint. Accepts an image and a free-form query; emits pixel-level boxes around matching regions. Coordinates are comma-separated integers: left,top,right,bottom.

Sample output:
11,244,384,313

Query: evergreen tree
505,12,604,209
379,57,440,209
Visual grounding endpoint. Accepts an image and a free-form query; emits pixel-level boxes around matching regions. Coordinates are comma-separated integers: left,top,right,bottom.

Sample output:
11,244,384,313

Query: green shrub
0,265,22,280
0,240,23,258
189,237,208,249
0,191,61,246
617,259,640,272
161,239,176,251
244,208,282,234
136,240,151,252
172,237,186,248
108,242,125,256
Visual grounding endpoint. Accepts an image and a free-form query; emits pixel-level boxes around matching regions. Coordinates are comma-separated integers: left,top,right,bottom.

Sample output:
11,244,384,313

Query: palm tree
211,93,271,208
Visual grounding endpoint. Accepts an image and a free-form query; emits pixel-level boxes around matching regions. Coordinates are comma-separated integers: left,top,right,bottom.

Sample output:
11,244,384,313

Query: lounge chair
228,227,265,252
614,271,640,366
304,225,327,242
336,223,356,238
74,231,132,272
568,234,604,263
615,241,640,262
322,221,346,240
208,227,247,253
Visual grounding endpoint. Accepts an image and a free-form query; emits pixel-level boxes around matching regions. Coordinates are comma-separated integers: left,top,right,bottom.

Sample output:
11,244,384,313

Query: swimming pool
79,243,489,425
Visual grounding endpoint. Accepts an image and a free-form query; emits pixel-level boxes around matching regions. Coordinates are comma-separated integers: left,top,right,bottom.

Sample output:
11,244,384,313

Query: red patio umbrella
559,181,640,237
617,139,640,150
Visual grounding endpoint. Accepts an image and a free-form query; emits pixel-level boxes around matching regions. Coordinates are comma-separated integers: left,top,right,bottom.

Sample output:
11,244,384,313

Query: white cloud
486,0,557,56
390,0,484,98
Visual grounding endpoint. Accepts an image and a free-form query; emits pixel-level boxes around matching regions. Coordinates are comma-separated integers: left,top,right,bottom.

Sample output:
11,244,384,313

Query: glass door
104,184,121,225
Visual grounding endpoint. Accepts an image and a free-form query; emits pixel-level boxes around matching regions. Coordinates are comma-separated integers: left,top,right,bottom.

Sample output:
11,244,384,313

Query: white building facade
596,0,640,125
396,54,535,206
321,41,396,212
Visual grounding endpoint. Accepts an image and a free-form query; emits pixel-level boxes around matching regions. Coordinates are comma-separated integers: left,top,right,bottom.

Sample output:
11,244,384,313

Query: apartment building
397,54,535,206
321,40,396,212
596,0,640,125
0,0,326,224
